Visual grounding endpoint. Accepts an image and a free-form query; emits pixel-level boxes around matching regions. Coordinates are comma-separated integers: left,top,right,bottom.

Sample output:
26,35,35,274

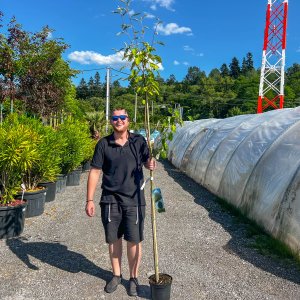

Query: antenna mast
257,0,288,113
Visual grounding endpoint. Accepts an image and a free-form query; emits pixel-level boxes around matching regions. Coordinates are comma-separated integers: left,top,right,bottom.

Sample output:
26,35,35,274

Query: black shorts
100,203,145,244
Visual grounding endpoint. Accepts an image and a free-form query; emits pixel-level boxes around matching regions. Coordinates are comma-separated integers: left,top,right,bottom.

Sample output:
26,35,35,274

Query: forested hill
76,53,300,123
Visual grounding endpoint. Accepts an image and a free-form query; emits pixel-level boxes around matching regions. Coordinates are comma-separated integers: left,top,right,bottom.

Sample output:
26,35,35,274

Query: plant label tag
152,188,165,213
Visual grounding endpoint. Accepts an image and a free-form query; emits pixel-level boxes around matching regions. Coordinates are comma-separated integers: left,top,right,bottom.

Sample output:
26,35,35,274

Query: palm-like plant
85,111,106,137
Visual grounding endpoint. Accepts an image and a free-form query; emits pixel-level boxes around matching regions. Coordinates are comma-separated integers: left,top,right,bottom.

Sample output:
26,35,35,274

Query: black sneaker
104,275,122,293
128,277,139,297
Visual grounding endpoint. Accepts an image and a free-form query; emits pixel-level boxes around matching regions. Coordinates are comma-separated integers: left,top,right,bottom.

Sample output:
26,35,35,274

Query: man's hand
85,201,95,217
144,158,157,171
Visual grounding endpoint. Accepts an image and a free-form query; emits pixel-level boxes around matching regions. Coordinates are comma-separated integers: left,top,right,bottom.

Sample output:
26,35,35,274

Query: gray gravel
1,160,300,300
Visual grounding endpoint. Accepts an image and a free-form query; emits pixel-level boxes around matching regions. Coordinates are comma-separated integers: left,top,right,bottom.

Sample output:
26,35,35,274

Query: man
85,107,156,297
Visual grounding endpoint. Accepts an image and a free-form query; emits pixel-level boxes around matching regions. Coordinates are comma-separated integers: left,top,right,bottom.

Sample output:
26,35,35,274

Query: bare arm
85,167,101,217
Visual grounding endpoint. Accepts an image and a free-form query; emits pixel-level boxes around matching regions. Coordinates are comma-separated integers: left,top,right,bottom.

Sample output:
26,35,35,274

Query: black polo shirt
91,132,149,206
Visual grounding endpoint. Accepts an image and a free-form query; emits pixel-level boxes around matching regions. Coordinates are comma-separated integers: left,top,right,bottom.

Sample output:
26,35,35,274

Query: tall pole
105,67,110,133
257,0,288,113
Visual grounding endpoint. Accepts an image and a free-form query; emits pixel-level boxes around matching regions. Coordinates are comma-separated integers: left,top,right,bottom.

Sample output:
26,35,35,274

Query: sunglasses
111,115,128,122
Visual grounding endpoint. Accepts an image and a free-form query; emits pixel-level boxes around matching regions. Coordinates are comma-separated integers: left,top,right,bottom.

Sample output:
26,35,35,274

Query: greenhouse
167,107,300,254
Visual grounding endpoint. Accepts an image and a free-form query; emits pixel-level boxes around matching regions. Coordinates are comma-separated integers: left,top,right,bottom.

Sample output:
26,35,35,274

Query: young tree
115,0,179,285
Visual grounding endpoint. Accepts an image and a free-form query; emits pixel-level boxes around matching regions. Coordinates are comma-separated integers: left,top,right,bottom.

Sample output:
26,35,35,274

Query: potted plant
81,137,97,172
0,122,28,238
57,119,91,186
115,2,182,298
7,115,46,217
37,124,66,202
4,114,51,218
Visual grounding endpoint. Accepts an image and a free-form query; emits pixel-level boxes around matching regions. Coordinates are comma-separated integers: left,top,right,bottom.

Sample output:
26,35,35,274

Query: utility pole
257,0,288,113
105,67,110,133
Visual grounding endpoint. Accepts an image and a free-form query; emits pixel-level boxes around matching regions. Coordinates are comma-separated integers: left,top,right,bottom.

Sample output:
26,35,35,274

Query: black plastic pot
66,168,82,186
38,181,57,202
56,174,67,193
82,160,91,172
0,201,27,239
149,274,172,300
16,188,47,218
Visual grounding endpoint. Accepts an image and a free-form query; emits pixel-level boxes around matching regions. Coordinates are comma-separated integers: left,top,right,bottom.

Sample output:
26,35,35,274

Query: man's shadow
6,237,151,299
161,159,300,285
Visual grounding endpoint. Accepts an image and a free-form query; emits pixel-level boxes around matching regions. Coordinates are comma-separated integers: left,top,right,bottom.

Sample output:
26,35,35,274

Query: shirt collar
108,131,133,145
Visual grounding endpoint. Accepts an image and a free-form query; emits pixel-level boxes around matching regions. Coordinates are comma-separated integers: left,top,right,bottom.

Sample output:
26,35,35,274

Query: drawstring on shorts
136,206,139,225
107,203,139,224
108,204,111,222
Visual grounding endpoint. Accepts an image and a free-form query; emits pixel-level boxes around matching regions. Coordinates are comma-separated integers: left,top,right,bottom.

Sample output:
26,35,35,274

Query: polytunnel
167,107,300,255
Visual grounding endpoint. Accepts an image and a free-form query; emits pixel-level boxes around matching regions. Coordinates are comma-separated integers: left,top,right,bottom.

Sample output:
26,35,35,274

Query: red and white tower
257,0,288,113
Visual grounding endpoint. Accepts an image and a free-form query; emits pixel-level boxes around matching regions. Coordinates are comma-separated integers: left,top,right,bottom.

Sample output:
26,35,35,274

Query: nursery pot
16,188,47,218
0,201,27,239
56,174,67,193
149,273,172,300
38,181,57,202
82,160,91,172
66,167,82,186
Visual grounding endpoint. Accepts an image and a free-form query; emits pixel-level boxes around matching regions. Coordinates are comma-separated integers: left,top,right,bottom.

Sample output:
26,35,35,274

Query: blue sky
1,0,300,86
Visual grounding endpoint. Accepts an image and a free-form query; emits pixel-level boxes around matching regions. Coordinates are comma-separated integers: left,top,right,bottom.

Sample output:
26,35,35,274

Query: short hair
111,107,128,116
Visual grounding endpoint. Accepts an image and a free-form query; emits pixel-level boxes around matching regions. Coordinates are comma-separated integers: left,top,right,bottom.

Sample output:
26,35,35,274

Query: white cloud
145,12,156,19
156,23,192,36
128,9,135,16
183,45,194,51
183,61,189,66
68,50,164,70
157,63,164,70
297,47,300,53
68,51,125,66
145,0,175,11
196,53,204,57
173,60,180,65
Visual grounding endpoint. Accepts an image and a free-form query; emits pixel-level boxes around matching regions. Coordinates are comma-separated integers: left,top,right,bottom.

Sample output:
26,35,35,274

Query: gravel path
1,160,300,300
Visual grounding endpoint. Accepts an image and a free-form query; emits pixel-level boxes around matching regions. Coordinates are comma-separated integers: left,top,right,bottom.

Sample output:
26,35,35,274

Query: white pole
105,67,110,134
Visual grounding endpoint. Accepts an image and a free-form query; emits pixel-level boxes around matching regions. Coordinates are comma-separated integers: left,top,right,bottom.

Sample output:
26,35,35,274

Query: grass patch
215,197,300,265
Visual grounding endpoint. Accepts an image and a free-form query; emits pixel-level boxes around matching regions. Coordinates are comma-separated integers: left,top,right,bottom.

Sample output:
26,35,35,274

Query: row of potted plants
0,113,96,239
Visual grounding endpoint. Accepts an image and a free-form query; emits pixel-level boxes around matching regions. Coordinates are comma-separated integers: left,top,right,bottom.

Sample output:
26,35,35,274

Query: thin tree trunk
145,95,159,283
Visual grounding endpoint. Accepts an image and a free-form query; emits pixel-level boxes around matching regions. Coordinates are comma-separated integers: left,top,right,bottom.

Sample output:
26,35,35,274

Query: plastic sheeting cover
167,107,300,254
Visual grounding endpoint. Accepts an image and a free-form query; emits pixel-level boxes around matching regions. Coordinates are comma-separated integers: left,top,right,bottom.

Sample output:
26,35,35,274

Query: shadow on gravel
161,159,300,285
6,237,151,299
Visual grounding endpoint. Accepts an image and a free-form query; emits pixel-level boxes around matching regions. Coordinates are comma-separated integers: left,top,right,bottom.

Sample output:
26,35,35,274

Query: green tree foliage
76,54,300,121
229,57,241,79
0,11,77,119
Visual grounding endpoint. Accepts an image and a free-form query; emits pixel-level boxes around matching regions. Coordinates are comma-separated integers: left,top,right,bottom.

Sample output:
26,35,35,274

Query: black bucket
0,201,27,239
82,160,91,172
66,168,82,186
149,273,172,300
16,188,47,218
38,181,57,202
56,174,67,193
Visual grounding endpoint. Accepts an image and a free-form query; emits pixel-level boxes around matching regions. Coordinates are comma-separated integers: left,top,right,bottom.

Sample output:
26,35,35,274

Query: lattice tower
257,0,288,113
